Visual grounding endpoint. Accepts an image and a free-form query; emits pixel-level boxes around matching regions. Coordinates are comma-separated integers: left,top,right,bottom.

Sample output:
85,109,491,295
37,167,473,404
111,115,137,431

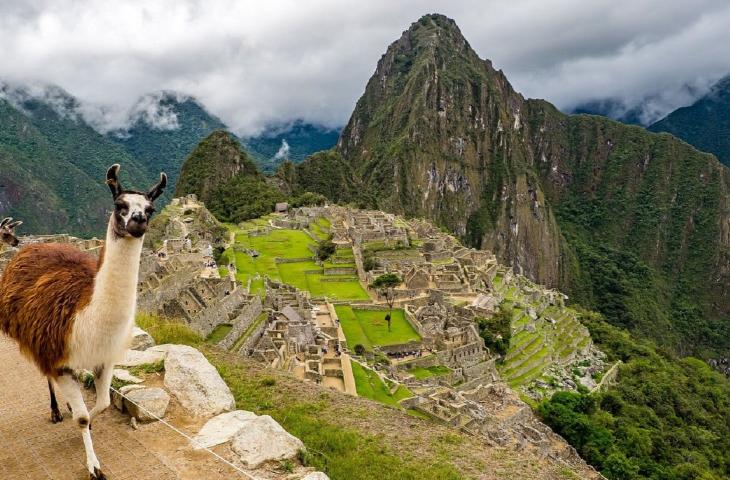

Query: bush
475,306,512,356
317,239,337,261
291,191,327,207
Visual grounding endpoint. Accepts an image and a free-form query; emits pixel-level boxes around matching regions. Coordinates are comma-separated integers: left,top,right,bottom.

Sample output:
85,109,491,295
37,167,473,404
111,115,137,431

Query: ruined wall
218,296,264,350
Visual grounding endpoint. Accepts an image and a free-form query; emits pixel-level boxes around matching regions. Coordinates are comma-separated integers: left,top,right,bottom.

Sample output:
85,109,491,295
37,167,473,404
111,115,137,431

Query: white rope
109,385,261,480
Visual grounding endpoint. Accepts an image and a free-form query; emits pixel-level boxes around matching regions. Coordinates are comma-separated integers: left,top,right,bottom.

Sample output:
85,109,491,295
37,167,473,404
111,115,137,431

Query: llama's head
0,217,22,247
106,164,167,239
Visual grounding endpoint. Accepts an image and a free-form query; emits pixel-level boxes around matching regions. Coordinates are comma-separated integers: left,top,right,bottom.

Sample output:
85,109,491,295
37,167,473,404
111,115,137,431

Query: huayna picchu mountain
285,14,730,357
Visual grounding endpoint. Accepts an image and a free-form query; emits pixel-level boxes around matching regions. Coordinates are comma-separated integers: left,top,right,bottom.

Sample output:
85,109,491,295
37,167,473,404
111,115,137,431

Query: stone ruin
248,280,356,395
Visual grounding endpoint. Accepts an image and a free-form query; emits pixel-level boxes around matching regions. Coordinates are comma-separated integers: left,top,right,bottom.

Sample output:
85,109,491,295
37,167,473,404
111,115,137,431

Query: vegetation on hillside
0,90,151,236
539,311,730,480
108,93,228,202
476,306,512,356
243,120,340,172
649,75,730,167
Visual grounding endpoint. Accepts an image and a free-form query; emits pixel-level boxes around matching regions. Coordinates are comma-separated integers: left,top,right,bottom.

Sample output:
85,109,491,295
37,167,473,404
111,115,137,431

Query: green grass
335,307,421,351
136,313,203,347
309,221,330,240
351,361,413,408
231,312,268,352
409,365,451,380
218,266,229,278
227,224,369,301
316,217,332,229
334,247,354,258
206,323,233,344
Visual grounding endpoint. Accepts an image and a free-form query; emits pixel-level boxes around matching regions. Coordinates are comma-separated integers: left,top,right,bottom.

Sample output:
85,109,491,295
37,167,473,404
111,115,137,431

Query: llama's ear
8,220,22,229
106,164,123,199
147,172,167,201
0,217,11,228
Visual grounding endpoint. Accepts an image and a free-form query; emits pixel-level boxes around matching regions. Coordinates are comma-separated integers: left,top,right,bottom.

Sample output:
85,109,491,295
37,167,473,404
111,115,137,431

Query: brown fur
0,243,97,377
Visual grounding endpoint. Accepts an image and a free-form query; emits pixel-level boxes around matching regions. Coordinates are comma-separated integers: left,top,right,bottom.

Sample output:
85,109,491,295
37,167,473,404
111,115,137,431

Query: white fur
117,192,150,228
63,200,148,478
67,213,144,370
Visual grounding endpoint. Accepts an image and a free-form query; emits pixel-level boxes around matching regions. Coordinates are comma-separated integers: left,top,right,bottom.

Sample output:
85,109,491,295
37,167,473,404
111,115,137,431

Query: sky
1,0,729,135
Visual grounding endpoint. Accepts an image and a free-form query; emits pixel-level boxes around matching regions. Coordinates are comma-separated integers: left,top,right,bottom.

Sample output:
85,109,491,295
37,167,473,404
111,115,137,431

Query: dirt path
0,336,251,480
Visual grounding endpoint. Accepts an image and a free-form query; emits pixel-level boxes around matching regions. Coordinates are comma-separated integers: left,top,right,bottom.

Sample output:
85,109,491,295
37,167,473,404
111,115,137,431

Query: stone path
0,336,247,480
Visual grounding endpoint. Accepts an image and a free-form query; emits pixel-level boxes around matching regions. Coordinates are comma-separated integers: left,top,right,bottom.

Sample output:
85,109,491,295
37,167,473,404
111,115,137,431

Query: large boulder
231,415,304,468
124,387,170,422
192,410,257,449
163,345,234,417
130,326,155,351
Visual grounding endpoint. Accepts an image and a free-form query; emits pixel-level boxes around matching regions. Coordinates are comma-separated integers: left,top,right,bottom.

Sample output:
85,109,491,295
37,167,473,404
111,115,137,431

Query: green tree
317,239,337,261
370,273,402,331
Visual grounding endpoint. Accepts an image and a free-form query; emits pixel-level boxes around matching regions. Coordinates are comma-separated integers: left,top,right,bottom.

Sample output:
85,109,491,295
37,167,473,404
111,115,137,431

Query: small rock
164,345,234,417
302,473,329,480
130,326,155,351
112,384,145,411
124,387,170,422
192,410,257,449
231,415,304,468
113,369,143,384
118,349,165,367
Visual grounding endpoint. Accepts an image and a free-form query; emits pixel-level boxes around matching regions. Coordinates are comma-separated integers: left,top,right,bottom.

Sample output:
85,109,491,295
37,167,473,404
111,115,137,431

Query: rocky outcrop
192,410,257,449
231,415,305,468
163,344,235,416
130,326,155,351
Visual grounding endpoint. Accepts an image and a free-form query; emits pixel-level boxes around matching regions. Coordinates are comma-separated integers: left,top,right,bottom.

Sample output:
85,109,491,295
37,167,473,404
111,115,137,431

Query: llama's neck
90,218,144,313
67,218,145,368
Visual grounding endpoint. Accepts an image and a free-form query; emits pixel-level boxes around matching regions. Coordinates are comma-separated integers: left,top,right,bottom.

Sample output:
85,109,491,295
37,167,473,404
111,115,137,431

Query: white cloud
0,0,728,134
274,139,290,161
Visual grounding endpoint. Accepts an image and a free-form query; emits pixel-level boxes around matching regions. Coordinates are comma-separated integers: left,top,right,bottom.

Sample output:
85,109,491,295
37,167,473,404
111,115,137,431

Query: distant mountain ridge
0,81,339,235
0,82,151,236
243,120,340,172
106,91,228,202
649,74,730,167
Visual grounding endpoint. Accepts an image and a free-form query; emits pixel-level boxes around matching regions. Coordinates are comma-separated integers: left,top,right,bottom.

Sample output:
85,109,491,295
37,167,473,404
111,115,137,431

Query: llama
0,164,166,480
0,217,22,247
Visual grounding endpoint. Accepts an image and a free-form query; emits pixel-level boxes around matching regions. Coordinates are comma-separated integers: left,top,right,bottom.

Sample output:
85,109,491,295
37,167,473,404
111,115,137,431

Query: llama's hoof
90,467,107,480
50,410,63,424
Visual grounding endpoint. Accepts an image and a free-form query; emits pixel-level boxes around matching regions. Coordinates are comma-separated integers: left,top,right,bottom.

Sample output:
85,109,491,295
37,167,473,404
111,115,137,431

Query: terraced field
224,218,369,300
334,306,421,351
351,361,413,408
495,282,592,391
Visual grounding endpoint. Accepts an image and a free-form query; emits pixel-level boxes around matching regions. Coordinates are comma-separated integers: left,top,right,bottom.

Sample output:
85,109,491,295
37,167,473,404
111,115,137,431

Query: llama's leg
89,364,113,421
47,378,63,423
55,374,106,479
